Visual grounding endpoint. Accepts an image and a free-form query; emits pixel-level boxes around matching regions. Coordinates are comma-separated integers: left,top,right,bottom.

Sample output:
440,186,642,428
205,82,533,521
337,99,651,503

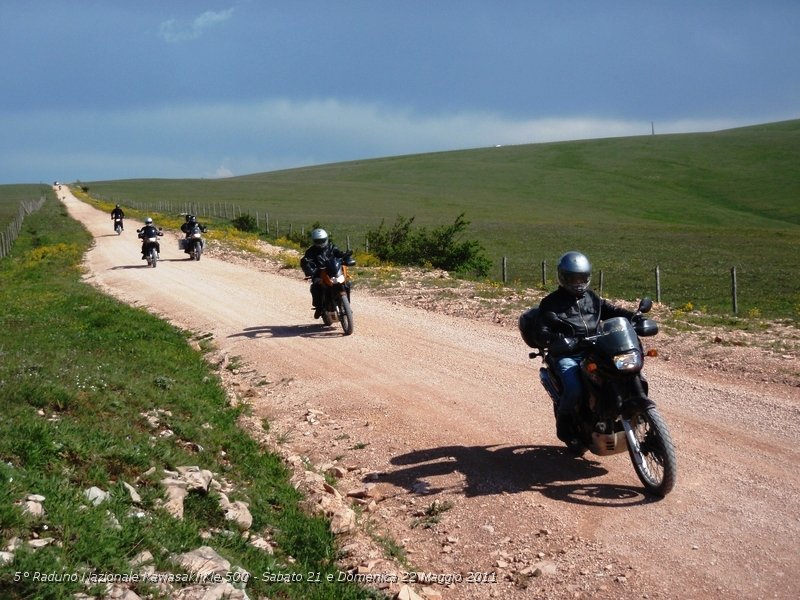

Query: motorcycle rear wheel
337,295,354,336
626,406,677,496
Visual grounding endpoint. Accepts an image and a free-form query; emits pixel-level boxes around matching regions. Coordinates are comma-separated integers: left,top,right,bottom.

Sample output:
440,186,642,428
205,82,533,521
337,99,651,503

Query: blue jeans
555,354,584,417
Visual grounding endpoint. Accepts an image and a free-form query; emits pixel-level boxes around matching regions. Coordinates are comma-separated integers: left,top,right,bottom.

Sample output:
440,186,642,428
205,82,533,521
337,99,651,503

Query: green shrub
231,214,259,232
366,213,491,277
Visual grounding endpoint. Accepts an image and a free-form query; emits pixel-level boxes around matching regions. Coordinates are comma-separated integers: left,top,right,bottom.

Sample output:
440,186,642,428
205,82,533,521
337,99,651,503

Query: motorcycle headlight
613,350,642,371
335,274,346,283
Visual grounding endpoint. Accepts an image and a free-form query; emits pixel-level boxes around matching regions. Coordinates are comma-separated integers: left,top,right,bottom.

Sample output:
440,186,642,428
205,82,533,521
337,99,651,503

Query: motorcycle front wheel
191,243,201,261
336,294,354,336
149,247,158,268
625,406,677,497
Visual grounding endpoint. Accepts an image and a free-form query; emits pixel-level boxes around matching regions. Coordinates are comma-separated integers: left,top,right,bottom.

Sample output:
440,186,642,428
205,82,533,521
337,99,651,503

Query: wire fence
0,196,47,259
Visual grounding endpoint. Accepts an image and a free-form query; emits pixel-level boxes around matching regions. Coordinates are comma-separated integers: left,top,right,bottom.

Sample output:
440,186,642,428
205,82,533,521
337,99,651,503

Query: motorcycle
312,253,355,335
137,228,163,268
519,298,677,496
179,224,205,261
113,217,124,235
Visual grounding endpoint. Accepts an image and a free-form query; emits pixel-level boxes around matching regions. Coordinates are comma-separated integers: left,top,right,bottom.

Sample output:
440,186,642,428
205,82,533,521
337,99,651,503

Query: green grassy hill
73,119,800,320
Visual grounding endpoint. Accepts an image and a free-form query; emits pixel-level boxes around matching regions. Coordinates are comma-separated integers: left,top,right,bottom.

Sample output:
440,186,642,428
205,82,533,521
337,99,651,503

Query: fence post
502,256,507,284
346,235,351,251
541,260,547,287
731,266,738,315
655,265,661,303
599,269,604,296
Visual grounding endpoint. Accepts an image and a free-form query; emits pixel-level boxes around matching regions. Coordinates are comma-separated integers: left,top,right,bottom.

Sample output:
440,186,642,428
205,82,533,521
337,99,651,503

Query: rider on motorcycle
300,228,350,319
137,217,163,259
180,214,207,253
111,204,125,231
533,251,636,443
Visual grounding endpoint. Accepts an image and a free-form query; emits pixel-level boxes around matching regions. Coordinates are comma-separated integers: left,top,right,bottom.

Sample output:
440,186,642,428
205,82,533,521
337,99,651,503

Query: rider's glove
549,336,578,356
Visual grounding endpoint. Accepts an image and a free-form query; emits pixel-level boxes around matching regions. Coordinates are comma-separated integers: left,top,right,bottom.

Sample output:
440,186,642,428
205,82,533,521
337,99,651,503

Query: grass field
0,193,378,599
79,119,800,321
0,184,49,222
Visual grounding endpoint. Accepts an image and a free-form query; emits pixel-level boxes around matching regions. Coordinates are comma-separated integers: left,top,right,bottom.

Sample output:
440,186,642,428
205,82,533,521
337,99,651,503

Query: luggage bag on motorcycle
518,306,547,349
178,239,187,250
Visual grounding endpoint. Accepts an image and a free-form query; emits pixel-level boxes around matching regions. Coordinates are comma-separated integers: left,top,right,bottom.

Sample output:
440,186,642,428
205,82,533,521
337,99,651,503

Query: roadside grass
0,193,380,599
81,120,800,322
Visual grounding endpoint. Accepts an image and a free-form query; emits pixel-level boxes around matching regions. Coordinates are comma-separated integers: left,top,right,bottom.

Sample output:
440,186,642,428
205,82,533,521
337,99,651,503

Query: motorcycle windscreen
324,256,344,278
596,317,639,354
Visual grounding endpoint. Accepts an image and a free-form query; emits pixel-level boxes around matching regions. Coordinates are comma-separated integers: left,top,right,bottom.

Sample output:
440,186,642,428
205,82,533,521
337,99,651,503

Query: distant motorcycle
520,298,677,496
113,216,124,235
180,224,205,261
311,253,355,335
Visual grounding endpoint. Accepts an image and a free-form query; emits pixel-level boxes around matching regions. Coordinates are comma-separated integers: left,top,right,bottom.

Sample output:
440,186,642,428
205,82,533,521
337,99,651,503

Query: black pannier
518,306,545,349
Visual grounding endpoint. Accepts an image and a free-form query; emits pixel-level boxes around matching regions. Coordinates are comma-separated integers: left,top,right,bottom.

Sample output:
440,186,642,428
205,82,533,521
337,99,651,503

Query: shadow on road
229,324,344,339
375,444,655,507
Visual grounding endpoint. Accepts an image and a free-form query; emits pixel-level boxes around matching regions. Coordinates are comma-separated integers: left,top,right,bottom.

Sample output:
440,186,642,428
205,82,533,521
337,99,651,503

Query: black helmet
311,228,329,248
557,251,592,297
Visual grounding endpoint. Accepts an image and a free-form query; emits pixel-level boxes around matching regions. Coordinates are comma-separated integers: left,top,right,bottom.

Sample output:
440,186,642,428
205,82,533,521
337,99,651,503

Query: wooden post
599,269,604,296
655,266,661,303
502,256,507,284
541,260,547,287
346,235,351,251
731,266,738,315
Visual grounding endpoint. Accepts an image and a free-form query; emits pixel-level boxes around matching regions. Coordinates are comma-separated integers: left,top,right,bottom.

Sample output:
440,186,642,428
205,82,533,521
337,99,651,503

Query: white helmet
145,217,153,225
311,228,328,248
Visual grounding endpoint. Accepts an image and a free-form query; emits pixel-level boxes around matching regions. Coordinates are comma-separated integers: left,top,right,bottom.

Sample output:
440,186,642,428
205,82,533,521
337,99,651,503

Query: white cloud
212,164,234,178
159,8,234,43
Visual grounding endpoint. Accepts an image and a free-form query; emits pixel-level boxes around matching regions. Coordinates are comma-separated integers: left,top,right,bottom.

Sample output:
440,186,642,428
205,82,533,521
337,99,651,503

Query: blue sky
1,1,798,184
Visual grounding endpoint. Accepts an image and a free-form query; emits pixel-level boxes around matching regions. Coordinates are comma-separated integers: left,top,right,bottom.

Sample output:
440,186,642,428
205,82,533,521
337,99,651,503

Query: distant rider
111,204,125,231
533,251,635,444
136,217,163,259
300,228,352,318
180,214,207,254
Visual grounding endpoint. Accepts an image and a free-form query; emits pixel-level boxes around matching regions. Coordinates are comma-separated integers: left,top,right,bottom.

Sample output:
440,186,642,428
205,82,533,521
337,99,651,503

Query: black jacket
181,220,206,235
535,287,634,347
300,244,346,278
137,225,163,240
111,208,124,219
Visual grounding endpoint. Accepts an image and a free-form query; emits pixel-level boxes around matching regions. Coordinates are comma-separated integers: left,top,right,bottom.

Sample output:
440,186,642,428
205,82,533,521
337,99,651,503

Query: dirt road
60,188,799,600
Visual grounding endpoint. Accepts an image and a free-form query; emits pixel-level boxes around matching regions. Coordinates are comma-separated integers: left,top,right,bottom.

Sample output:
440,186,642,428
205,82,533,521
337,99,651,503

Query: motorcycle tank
596,317,639,355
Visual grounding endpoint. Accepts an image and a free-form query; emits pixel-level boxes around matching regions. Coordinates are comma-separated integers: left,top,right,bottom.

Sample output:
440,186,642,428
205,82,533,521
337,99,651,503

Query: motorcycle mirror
638,297,653,314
